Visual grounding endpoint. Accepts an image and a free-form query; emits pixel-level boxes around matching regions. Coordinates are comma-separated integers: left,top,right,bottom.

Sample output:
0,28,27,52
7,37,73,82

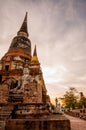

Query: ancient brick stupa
0,12,50,118
0,13,70,130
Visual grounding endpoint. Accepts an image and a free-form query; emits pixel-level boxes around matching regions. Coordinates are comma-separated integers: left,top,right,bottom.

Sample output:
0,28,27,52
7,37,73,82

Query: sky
0,0,86,102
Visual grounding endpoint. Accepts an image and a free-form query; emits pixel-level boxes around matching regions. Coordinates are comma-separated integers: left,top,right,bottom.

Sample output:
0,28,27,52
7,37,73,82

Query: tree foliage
77,92,86,108
60,87,78,109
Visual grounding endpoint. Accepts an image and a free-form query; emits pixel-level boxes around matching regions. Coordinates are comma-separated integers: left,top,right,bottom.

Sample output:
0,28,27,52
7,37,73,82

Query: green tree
60,87,78,110
78,92,86,108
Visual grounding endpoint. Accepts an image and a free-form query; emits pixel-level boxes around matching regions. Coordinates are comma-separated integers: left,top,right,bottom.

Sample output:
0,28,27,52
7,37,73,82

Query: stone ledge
5,115,71,130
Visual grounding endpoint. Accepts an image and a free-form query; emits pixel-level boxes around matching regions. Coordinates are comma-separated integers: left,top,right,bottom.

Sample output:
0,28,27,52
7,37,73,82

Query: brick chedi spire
9,12,31,56
33,45,37,56
29,45,40,75
17,12,29,37
0,13,32,82
31,45,39,62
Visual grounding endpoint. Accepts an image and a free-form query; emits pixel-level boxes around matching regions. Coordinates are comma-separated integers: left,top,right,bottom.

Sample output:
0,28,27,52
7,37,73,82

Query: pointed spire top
24,12,28,22
31,45,39,62
17,12,29,37
33,44,37,56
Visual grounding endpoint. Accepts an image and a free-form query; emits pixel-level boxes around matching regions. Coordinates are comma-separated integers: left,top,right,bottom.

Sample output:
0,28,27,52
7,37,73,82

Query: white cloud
42,65,68,84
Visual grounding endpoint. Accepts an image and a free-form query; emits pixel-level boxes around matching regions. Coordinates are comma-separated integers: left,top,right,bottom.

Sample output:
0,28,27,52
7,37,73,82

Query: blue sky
0,0,86,102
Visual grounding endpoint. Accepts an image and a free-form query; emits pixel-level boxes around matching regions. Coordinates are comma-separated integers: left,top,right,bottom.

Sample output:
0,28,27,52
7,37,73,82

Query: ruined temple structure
0,13,70,130
0,12,51,120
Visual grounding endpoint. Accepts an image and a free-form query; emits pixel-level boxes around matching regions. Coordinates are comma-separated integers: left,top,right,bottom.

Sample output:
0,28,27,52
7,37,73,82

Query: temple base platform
4,114,71,130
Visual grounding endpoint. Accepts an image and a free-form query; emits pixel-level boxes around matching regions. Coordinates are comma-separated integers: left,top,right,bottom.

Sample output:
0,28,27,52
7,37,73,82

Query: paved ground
65,114,86,130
